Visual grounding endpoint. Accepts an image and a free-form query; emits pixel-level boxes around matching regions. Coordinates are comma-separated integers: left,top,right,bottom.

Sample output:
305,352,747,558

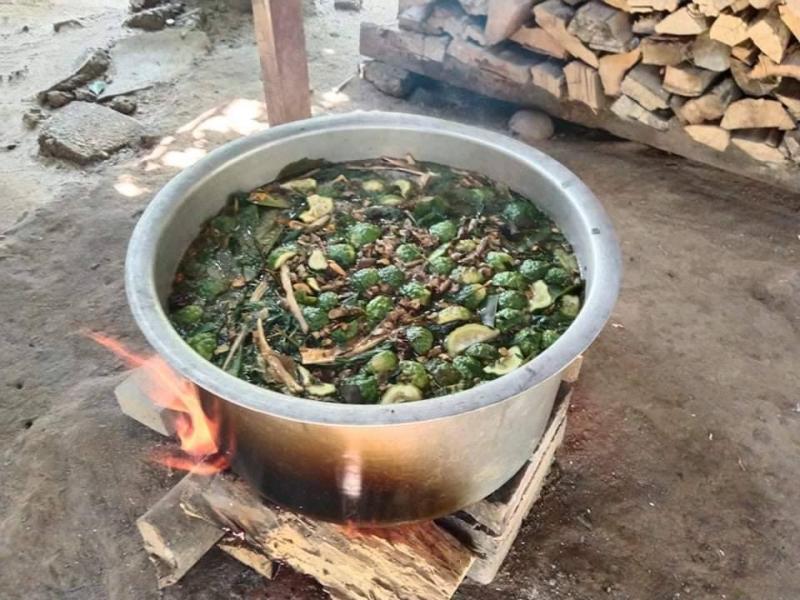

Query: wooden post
251,0,312,125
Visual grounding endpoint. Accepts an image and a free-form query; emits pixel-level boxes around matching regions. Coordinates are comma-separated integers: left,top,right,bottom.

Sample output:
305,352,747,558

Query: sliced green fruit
392,179,413,198
445,323,499,355
308,249,328,271
529,280,553,311
559,294,581,318
267,244,297,269
437,305,473,324
280,178,317,193
484,346,523,376
380,384,423,404
307,383,336,396
300,194,334,223
361,179,385,193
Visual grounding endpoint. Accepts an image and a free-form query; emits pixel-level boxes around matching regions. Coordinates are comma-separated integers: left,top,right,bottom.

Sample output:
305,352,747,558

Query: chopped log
684,124,732,150
458,0,488,16
567,1,634,52
531,59,568,98
748,10,791,62
750,0,776,9
720,97,796,128
398,0,436,31
218,538,274,579
709,13,749,45
696,0,735,17
632,13,663,34
731,128,787,162
180,473,475,600
621,63,671,109
773,78,800,118
662,63,719,96
691,32,731,71
778,0,800,41
750,48,800,79
511,26,570,59
779,128,800,161
485,0,534,45
641,35,692,65
655,6,709,35
731,0,750,10
628,0,679,12
533,0,600,67
137,474,224,588
598,46,642,95
677,77,741,123
424,2,486,46
564,60,606,110
670,94,689,122
603,0,632,11
730,56,780,95
447,38,540,84
730,41,760,64
610,94,671,129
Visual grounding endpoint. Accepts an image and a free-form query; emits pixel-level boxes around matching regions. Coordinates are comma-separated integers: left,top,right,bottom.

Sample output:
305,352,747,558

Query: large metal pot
126,112,621,525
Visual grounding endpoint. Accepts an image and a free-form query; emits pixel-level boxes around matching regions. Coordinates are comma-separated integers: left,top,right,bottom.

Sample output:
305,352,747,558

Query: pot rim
126,111,621,426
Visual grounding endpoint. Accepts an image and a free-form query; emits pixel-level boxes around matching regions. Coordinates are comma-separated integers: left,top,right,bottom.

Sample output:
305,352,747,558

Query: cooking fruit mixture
168,156,583,404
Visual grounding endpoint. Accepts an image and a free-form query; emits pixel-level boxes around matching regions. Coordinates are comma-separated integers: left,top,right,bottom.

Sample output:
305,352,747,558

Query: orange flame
88,332,230,474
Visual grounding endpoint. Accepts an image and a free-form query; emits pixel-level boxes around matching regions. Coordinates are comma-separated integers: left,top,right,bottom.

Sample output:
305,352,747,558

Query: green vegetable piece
426,359,462,386
397,361,429,389
172,304,203,326
187,332,216,360
520,259,550,282
428,255,456,275
406,326,434,355
559,294,581,319
361,179,385,193
247,191,291,208
430,220,457,242
368,350,398,374
352,268,380,292
306,277,321,292
349,222,381,248
377,194,403,206
211,215,237,233
302,306,330,331
544,266,572,288
498,290,527,310
454,239,477,253
280,178,317,193
465,343,500,362
495,308,527,333
339,373,379,404
454,283,487,309
295,289,317,306
197,277,228,299
503,200,539,228
392,179,413,198
484,346,524,376
378,265,406,288
267,244,298,269
308,249,328,271
317,291,339,311
452,266,484,285
396,243,422,263
306,382,336,397
554,248,579,273
445,323,499,355
491,271,526,290
514,328,543,357
400,282,431,306
331,320,360,345
486,251,514,271
453,355,483,379
326,243,356,267
428,242,451,262
437,305,473,324
366,295,393,322
380,384,423,404
542,329,561,348
529,280,554,311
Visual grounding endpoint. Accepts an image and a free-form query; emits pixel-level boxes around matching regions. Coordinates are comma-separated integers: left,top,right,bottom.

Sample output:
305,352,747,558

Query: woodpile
368,0,800,181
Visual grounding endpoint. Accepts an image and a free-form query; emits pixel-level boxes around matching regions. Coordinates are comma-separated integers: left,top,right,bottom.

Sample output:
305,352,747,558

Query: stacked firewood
397,0,800,163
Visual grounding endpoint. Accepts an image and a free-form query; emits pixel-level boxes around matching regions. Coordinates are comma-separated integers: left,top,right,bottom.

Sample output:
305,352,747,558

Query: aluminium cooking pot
125,112,621,525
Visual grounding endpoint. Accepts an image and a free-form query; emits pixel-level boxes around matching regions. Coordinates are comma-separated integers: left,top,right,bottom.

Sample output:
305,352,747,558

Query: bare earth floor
1,2,798,600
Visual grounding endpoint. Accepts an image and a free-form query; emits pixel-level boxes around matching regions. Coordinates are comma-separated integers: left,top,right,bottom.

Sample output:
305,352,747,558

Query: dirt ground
1,2,799,599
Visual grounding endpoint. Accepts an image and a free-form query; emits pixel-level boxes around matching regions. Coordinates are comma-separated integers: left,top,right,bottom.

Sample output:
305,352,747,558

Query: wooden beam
251,0,312,125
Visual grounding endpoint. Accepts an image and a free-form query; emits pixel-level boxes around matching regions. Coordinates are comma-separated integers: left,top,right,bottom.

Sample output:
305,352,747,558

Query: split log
533,0,600,67
655,6,709,35
485,0,534,45
720,97,796,128
778,0,800,41
662,63,718,96
610,94,671,129
511,26,570,59
458,0,488,16
731,128,787,162
621,63,672,109
564,60,606,110
670,94,689,122
709,13,749,45
641,35,692,65
696,0,735,17
750,0,777,9
423,2,486,45
773,78,800,118
447,38,539,84
115,366,176,437
684,124,732,150
632,13,663,34
598,46,642,95
567,1,634,52
217,538,274,579
531,59,568,98
398,0,437,31
691,32,731,71
779,128,800,161
748,10,791,62
628,0,679,12
179,473,475,600
730,41,760,64
603,0,632,11
730,56,780,95
677,77,741,123
750,48,800,79
731,0,750,10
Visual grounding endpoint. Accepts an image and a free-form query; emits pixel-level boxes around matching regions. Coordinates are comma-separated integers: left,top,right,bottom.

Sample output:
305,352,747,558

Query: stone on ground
124,2,183,30
38,102,148,164
44,91,74,109
509,109,555,142
108,96,138,115
363,61,418,98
